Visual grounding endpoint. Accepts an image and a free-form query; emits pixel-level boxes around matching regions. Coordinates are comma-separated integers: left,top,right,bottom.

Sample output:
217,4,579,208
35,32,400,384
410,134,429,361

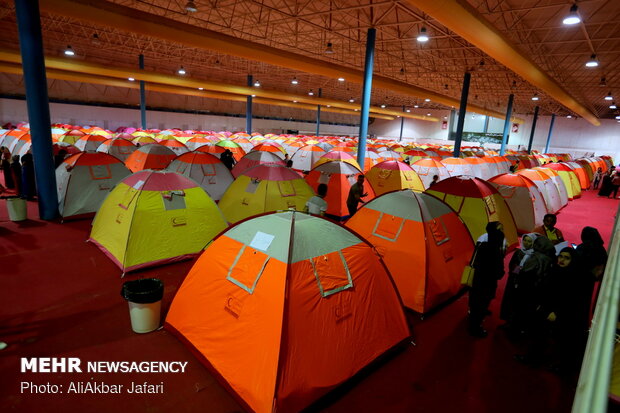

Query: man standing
346,175,368,217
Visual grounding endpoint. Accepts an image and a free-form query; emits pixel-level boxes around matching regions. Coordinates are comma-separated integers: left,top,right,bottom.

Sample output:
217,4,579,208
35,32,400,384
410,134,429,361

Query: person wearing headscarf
513,236,556,365
528,248,589,373
576,226,608,315
467,221,506,338
500,232,539,334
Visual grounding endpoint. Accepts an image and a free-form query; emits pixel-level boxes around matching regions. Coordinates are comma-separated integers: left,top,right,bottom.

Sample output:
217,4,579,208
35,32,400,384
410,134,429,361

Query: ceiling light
349,98,354,103
417,27,429,43
198,87,204,90
562,4,581,25
531,94,539,101
427,113,432,116
605,92,613,101
308,90,314,96
424,98,430,102
338,77,345,82
414,105,419,108
406,109,411,113
254,80,261,87
615,115,620,120
251,94,256,97
567,115,572,118
177,67,186,75
291,78,298,85
326,105,331,107
293,100,297,103
128,77,135,82
64,45,75,56
610,102,617,109
585,54,599,68
185,1,197,13
397,115,401,118
325,42,334,54
355,109,359,111
381,104,386,108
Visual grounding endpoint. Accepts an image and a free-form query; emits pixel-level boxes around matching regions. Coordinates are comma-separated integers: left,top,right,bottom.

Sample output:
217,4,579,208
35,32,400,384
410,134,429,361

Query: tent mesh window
372,212,405,242
201,164,216,176
226,245,270,294
161,191,186,211
278,181,297,197
429,218,450,246
310,250,353,298
89,164,112,180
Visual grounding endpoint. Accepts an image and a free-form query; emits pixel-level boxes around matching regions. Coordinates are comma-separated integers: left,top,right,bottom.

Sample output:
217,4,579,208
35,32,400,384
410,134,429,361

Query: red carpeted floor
0,189,617,413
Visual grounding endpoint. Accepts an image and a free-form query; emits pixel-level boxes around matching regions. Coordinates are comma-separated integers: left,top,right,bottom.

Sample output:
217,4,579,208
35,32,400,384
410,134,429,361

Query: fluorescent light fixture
414,105,419,108
293,100,297,103
615,115,620,120
326,105,331,107
427,113,432,116
531,94,539,101
308,90,314,96
254,80,261,87
585,54,599,68
424,98,431,102
64,45,75,56
406,109,411,113
605,92,613,101
291,78,298,85
567,115,572,118
128,77,135,82
381,104,386,108
198,87,204,90
563,4,581,25
610,103,617,109
417,27,429,43
349,98,355,103
338,77,345,82
178,67,186,75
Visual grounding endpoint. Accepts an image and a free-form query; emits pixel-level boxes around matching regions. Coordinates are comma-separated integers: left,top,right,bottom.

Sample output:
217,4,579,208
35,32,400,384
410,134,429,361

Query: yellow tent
219,164,315,223
89,170,227,273
366,160,425,196
426,175,519,250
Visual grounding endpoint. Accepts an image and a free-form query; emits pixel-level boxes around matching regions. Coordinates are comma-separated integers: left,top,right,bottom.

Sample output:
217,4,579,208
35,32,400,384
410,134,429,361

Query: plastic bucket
6,198,27,221
121,278,164,334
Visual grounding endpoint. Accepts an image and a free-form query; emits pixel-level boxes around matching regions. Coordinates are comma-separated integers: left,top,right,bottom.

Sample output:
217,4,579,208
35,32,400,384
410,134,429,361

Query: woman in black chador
468,221,506,338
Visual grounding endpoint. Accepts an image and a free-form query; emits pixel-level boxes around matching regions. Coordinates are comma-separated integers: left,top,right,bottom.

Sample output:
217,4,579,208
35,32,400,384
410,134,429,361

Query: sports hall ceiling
0,0,618,124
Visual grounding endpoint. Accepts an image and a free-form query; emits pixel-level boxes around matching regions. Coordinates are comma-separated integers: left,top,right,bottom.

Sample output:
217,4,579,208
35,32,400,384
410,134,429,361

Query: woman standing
500,232,539,334
468,221,506,338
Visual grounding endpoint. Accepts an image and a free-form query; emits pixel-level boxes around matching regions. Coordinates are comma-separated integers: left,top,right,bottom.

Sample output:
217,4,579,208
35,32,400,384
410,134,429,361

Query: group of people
468,213,607,374
0,147,37,200
595,167,620,198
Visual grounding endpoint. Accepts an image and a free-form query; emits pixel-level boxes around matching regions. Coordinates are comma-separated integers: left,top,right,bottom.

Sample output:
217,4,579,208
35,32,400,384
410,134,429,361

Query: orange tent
346,190,474,313
165,211,409,413
366,160,424,196
124,144,177,172
305,160,375,219
231,150,285,178
488,174,548,234
426,176,519,250
441,157,474,176
411,158,450,189
566,161,591,190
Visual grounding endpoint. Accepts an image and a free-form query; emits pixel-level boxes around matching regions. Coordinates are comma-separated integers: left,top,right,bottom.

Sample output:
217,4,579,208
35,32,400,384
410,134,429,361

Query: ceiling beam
0,61,398,120
404,0,600,126
38,0,519,122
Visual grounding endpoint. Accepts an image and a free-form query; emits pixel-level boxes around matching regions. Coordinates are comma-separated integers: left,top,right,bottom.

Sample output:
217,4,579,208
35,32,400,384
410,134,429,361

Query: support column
448,109,456,141
483,114,490,134
357,28,376,171
14,0,58,220
453,72,471,158
499,94,514,156
544,114,556,154
139,54,146,129
399,105,405,142
315,88,322,137
246,74,253,134
527,106,539,154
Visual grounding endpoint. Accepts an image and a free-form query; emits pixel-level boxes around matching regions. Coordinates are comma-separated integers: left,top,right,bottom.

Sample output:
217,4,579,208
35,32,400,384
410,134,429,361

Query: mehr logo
21,358,82,373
